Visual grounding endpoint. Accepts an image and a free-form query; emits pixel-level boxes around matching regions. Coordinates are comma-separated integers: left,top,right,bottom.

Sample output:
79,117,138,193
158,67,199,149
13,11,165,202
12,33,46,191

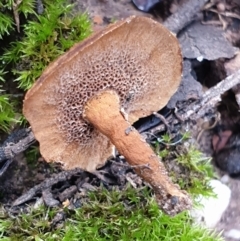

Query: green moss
0,1,14,39
0,12,14,39
176,147,216,198
0,94,18,133
1,0,92,90
0,131,221,240
156,133,216,201
0,0,92,132
0,0,36,38
0,186,223,241
0,70,19,133
25,146,40,166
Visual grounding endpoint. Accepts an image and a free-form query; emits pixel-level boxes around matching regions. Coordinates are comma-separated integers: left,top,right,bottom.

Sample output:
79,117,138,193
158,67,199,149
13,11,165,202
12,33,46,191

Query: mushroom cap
23,15,182,171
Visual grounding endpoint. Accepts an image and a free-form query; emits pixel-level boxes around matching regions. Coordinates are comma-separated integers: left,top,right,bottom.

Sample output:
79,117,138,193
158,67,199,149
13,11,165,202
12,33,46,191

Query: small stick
12,0,23,32
153,112,170,130
182,69,240,120
163,0,208,34
12,168,84,206
110,159,151,170
196,112,221,142
146,70,240,137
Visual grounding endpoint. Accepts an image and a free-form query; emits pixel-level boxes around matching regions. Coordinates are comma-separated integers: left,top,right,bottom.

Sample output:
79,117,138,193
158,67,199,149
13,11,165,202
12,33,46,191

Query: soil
1,0,240,240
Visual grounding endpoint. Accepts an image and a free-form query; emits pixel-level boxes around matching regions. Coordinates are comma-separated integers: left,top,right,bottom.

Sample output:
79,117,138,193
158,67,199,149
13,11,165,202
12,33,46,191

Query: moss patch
155,132,216,202
0,186,223,241
0,0,92,132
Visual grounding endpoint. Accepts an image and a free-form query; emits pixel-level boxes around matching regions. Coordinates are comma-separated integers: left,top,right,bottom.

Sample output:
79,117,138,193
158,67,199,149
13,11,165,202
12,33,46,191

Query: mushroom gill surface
23,15,182,171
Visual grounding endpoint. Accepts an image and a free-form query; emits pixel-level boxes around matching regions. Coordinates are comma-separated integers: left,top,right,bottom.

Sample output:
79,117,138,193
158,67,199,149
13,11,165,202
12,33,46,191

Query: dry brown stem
83,90,192,216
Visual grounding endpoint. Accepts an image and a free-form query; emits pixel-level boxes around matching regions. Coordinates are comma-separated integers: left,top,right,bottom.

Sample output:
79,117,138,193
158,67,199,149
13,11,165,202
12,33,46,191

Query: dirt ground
1,0,240,240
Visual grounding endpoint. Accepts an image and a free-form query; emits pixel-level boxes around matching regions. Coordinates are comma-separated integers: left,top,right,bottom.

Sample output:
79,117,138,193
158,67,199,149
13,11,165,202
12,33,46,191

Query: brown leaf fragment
213,132,240,175
212,130,233,152
93,15,103,25
179,21,238,60
62,199,70,208
225,52,240,75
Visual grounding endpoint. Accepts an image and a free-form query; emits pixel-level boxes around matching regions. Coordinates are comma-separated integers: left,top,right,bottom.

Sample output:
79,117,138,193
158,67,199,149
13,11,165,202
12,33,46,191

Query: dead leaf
93,15,103,25
62,199,70,208
179,21,238,60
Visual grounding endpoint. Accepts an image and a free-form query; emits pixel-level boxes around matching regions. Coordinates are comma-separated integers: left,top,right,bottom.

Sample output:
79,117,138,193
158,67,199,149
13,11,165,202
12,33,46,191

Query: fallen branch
0,128,35,176
163,0,208,34
12,168,84,206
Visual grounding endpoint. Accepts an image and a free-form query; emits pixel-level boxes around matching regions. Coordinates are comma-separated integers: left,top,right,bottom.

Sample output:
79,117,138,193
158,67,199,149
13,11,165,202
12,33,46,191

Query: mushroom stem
83,90,192,215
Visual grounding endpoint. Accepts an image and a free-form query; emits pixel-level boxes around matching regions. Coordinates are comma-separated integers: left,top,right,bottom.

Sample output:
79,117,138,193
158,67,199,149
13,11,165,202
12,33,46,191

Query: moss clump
155,132,216,200
0,94,18,133
1,0,91,90
0,0,35,39
176,147,216,198
0,186,223,241
0,0,92,132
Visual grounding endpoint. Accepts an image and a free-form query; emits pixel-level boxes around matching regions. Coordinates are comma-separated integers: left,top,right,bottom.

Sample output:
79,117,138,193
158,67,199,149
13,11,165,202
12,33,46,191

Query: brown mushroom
23,15,192,215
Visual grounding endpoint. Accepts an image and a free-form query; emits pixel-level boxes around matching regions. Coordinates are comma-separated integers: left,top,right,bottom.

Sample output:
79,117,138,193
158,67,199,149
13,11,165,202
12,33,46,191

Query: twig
163,0,208,34
12,0,23,33
12,168,84,206
196,112,220,142
153,112,170,130
110,159,151,170
182,69,240,120
0,128,35,176
4,131,35,157
144,70,240,137
208,9,240,21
